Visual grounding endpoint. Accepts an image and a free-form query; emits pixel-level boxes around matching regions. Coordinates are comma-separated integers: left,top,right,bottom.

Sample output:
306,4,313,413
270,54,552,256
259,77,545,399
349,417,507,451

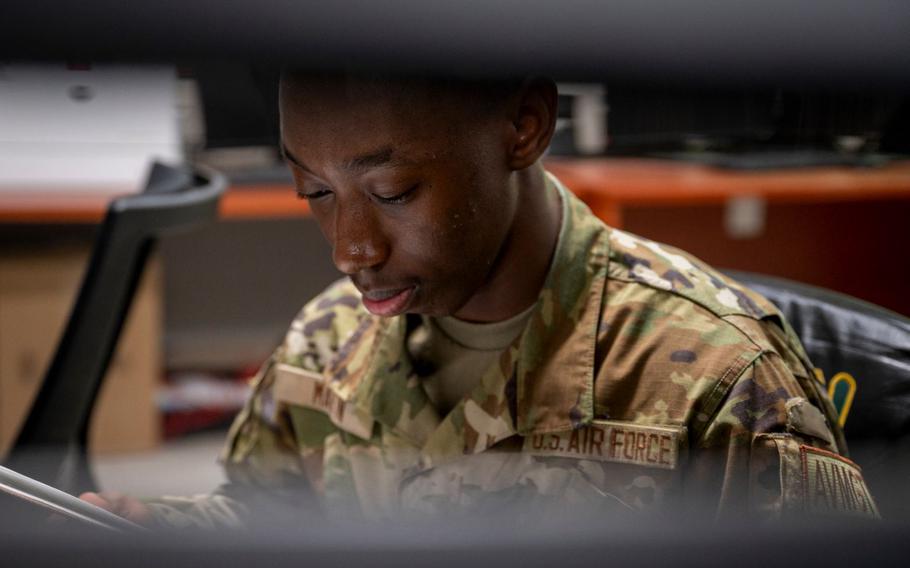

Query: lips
360,285,416,317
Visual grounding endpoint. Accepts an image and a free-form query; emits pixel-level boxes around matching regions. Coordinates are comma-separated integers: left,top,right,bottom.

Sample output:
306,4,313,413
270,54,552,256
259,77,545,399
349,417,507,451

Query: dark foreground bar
2,0,910,88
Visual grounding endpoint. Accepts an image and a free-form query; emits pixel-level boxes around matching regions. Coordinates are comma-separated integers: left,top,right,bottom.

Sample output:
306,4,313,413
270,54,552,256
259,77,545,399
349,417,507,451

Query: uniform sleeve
687,351,879,521
143,351,320,530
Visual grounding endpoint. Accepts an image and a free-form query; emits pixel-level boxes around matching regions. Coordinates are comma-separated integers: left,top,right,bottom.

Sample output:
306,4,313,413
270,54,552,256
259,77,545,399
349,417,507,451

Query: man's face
280,77,519,318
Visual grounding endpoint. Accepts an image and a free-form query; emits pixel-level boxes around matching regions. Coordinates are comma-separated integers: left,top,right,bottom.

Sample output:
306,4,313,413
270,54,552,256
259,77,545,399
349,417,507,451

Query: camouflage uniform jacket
150,174,878,527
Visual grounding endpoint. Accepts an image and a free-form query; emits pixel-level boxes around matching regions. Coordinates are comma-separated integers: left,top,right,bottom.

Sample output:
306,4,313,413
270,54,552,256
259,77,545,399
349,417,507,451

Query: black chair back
5,163,225,493
727,270,910,517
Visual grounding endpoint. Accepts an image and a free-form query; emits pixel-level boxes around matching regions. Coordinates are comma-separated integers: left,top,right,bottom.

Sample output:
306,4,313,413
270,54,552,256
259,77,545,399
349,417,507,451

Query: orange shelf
0,183,310,224
546,158,910,228
2,158,909,224
545,158,910,205
218,183,310,220
0,191,120,223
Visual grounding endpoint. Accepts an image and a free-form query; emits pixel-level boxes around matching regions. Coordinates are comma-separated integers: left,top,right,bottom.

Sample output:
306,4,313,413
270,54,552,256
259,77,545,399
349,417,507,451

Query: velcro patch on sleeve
523,421,685,470
799,445,880,519
785,397,836,448
273,363,373,440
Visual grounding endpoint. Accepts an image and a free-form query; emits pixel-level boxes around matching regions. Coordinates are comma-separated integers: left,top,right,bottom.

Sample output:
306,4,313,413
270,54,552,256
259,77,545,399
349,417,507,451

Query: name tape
800,445,879,519
273,363,373,440
523,421,685,470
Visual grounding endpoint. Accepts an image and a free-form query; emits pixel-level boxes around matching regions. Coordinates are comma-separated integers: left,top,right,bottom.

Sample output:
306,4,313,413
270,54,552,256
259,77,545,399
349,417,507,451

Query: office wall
160,217,339,371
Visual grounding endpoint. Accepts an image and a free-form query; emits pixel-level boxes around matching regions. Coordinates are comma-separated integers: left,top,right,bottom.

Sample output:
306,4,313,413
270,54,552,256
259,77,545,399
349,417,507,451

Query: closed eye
296,189,332,201
374,184,419,205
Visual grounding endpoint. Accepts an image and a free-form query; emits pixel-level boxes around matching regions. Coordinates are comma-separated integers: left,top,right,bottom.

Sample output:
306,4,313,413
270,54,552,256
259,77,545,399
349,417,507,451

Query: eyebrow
345,147,395,171
280,142,412,175
279,143,313,173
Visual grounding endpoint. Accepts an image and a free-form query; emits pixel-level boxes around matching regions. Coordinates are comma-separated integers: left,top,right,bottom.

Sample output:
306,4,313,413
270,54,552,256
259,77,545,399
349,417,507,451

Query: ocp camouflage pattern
147,173,877,527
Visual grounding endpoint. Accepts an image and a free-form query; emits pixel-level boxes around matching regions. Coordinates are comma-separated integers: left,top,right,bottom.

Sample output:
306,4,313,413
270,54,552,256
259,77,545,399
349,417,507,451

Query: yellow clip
827,372,857,428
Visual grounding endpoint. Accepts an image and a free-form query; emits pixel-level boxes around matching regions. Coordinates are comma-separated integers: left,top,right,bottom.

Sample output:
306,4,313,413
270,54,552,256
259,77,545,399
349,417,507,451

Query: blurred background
1,1,908,501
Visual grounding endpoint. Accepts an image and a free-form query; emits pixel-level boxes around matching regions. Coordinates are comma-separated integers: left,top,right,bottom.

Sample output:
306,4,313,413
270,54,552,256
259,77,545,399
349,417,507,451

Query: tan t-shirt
407,305,535,415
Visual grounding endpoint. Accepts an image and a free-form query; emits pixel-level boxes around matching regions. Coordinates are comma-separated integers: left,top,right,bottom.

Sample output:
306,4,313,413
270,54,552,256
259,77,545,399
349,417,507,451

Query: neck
452,163,562,323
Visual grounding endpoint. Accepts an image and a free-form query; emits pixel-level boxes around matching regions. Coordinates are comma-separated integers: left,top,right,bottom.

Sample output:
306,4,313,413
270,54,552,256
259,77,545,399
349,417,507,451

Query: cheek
307,205,335,246
390,209,466,273
385,160,512,296
382,202,480,293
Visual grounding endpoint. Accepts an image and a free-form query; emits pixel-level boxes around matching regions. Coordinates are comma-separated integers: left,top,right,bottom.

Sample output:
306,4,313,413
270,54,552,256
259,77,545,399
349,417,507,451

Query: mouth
360,285,417,317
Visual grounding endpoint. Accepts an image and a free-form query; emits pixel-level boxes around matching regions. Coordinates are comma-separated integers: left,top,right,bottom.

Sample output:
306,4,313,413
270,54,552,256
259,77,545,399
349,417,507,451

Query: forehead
279,73,491,113
279,75,502,166
282,76,462,140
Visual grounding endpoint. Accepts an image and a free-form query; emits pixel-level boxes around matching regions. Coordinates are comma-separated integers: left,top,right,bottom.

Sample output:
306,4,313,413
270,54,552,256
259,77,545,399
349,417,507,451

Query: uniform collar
326,173,611,464
510,173,610,435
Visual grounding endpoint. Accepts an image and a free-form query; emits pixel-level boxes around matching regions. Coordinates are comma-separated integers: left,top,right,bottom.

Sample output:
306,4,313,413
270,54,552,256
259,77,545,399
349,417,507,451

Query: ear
506,78,558,171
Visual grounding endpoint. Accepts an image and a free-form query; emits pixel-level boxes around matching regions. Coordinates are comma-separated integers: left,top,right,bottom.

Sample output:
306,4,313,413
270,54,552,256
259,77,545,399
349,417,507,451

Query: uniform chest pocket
523,420,688,470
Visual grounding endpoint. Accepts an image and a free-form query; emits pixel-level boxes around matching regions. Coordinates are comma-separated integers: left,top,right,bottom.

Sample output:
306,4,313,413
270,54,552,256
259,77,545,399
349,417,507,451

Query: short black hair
279,68,524,116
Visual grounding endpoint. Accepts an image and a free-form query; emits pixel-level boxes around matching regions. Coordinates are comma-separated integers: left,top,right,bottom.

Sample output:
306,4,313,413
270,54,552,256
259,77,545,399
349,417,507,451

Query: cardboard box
0,245,162,455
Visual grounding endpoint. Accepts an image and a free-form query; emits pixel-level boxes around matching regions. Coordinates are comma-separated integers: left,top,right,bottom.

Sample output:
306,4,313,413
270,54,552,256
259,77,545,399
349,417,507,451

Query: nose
331,199,390,275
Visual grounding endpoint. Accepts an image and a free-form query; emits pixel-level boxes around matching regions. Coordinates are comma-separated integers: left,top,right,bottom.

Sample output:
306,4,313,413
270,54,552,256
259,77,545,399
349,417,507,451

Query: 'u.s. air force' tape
273,363,374,440
523,421,686,470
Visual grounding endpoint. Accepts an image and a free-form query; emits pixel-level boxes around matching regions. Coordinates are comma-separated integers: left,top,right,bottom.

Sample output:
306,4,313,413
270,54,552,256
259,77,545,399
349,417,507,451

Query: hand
79,491,153,526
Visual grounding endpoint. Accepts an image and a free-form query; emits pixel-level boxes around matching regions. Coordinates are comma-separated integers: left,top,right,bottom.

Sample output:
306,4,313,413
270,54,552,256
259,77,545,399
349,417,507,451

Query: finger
121,498,152,524
79,492,112,510
80,491,151,525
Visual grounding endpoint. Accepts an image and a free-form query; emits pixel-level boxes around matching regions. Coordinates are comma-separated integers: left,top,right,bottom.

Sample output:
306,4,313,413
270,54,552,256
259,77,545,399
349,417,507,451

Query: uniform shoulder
596,228,815,424
605,227,812,366
605,227,780,324
279,278,370,372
